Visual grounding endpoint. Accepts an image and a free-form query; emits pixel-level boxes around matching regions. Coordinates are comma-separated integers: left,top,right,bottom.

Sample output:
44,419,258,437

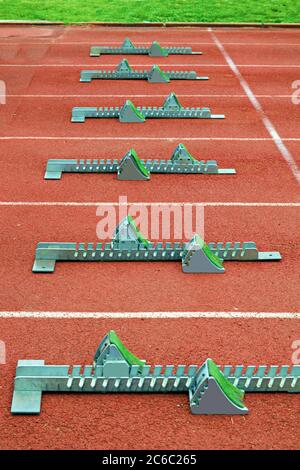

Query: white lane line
1,136,300,141
1,63,300,67
210,30,300,185
0,202,299,207
0,311,299,319
4,94,294,99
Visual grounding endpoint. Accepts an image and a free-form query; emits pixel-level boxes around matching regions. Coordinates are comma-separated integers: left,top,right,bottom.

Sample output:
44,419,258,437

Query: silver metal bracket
11,331,300,415
32,216,281,273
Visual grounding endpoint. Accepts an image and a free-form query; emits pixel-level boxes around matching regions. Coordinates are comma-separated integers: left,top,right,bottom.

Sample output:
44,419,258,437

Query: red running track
0,25,299,450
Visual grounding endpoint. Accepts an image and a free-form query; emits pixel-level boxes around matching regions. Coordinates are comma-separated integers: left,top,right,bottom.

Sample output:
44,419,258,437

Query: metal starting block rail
32,216,281,274
44,144,236,181
90,38,202,57
80,59,208,83
11,330,300,415
71,92,225,123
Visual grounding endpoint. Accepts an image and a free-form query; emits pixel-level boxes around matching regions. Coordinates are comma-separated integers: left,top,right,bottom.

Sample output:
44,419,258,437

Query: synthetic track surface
0,317,299,450
0,25,299,450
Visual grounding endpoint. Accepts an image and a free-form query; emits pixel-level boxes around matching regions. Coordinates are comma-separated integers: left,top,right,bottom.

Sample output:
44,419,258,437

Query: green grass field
0,0,299,24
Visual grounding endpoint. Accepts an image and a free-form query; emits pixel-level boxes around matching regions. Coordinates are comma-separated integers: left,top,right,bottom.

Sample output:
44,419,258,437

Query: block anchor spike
11,330,300,415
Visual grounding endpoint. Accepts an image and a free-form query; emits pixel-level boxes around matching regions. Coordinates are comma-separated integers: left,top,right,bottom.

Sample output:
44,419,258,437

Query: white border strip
210,30,300,184
0,202,299,207
0,311,299,319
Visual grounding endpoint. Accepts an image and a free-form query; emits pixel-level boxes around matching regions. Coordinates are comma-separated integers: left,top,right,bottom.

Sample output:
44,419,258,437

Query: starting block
44,144,236,181
90,38,202,57
11,330,300,415
71,92,225,123
32,215,281,274
80,59,208,83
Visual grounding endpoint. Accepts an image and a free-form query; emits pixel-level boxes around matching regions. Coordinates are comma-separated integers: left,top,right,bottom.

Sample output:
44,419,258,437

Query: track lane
0,317,299,450
0,140,299,203
0,206,299,313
